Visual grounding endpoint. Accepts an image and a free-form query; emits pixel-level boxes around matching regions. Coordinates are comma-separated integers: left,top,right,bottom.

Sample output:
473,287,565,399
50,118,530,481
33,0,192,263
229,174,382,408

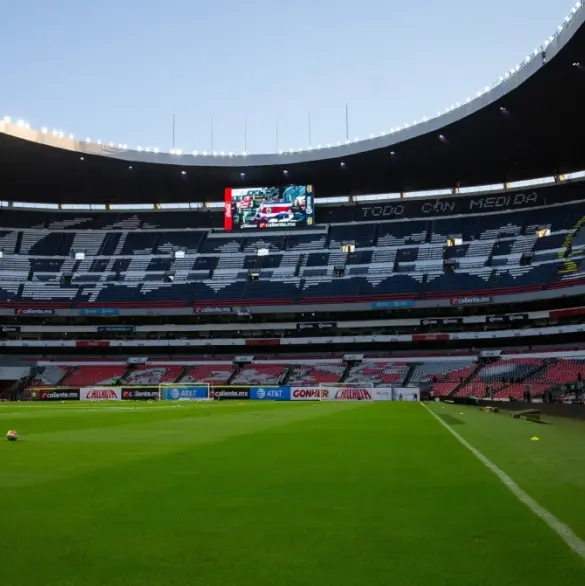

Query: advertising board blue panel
250,387,291,401
371,300,414,309
79,308,120,316
161,386,208,400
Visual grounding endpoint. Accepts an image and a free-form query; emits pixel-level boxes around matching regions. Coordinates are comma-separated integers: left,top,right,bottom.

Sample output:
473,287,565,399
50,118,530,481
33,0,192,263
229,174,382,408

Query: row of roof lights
1,2,582,157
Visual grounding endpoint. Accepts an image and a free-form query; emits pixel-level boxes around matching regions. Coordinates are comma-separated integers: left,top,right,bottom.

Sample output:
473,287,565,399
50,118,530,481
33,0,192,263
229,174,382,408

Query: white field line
421,403,585,561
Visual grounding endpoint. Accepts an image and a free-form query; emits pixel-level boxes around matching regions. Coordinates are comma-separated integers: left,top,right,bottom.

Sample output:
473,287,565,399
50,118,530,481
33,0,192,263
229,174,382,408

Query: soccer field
1,401,585,586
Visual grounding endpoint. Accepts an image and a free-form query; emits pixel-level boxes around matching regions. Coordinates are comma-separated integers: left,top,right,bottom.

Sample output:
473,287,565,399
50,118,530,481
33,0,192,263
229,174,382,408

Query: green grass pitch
1,400,585,585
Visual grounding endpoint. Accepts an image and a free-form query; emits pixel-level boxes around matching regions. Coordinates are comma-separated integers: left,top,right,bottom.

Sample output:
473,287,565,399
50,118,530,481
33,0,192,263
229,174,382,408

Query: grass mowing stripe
422,402,585,561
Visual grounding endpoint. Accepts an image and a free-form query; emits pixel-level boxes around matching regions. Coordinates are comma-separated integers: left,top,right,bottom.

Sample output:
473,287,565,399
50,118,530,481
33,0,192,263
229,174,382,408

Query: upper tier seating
231,365,285,386
1,194,585,306
345,361,409,386
179,364,235,384
287,363,346,385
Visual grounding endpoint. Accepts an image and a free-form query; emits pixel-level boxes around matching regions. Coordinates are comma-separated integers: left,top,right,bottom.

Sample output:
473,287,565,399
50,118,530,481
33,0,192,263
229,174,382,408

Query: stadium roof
2,4,585,204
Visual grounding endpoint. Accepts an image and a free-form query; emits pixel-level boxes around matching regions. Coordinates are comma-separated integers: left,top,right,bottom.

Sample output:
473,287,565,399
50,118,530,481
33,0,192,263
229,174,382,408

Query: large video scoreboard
224,185,314,230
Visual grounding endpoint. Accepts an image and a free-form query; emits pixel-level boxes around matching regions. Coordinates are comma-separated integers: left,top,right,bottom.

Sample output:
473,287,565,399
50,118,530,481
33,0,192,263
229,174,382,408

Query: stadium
2,3,585,585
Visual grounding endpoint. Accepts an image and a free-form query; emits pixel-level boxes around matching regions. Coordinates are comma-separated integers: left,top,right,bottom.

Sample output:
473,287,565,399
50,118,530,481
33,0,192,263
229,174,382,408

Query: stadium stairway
14,231,23,255
558,215,585,274
279,365,295,386
174,366,189,384
339,362,354,383
448,363,484,397
494,359,554,397
402,364,419,387
226,364,240,385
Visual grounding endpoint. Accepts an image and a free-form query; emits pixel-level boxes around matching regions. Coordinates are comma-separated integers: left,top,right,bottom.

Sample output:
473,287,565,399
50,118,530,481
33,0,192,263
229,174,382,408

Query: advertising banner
194,307,234,314
412,334,450,342
122,388,159,400
161,386,208,401
371,300,414,309
296,322,336,333
79,308,120,316
392,388,420,401
15,308,55,316
211,387,250,400
450,296,492,306
250,387,291,401
291,387,330,400
97,326,136,333
80,387,122,401
420,318,462,327
40,390,80,401
76,341,110,348
320,387,373,401
486,314,528,324
371,388,393,401
0,326,20,333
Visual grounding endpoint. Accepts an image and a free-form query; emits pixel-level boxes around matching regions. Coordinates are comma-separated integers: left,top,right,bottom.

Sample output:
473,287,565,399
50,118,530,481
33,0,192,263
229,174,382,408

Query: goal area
158,383,211,401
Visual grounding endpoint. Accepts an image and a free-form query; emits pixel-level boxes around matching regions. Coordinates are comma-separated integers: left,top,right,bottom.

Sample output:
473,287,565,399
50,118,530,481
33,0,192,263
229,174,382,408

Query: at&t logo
256,388,266,399
171,388,180,400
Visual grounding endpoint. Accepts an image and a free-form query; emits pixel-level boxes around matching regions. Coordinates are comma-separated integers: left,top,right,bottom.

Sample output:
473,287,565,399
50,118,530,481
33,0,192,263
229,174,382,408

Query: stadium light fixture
181,170,186,175
240,172,245,178
153,148,159,153
202,151,207,156
41,127,48,134
3,116,11,123
69,134,74,139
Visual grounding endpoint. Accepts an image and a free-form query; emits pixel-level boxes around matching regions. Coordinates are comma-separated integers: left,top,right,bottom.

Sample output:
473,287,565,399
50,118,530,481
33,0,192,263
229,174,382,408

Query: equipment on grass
158,383,211,402
6,430,18,441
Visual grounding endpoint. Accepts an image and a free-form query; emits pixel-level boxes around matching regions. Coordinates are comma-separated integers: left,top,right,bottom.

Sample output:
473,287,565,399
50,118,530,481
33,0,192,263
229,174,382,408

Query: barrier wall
34,385,420,402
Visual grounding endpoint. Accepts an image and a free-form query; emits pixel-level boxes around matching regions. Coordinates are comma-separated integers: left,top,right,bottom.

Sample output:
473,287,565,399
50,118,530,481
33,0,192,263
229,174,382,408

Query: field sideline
1,400,584,586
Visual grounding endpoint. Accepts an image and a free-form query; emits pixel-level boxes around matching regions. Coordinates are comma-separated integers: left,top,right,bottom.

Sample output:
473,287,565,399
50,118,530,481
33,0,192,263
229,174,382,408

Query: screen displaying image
224,185,314,230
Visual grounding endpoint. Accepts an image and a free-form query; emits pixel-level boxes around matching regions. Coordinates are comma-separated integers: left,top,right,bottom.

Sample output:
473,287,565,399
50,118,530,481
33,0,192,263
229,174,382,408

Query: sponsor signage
79,308,120,316
122,389,159,400
1,326,20,333
97,326,136,333
420,318,462,327
291,388,329,400
40,390,80,401
321,387,373,401
486,314,528,324
15,308,55,316
194,306,233,314
358,191,541,221
413,333,450,342
76,340,110,348
372,388,393,401
234,356,255,363
80,387,122,401
161,386,208,401
211,387,250,400
450,296,493,306
296,322,336,332
371,300,414,309
250,387,291,401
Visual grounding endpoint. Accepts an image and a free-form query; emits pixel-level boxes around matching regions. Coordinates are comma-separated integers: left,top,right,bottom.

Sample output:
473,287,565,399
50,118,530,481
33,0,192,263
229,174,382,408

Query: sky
0,0,577,154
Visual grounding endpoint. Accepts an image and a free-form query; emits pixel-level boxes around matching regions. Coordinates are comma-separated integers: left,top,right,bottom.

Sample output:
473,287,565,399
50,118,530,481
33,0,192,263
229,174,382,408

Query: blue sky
0,0,576,154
